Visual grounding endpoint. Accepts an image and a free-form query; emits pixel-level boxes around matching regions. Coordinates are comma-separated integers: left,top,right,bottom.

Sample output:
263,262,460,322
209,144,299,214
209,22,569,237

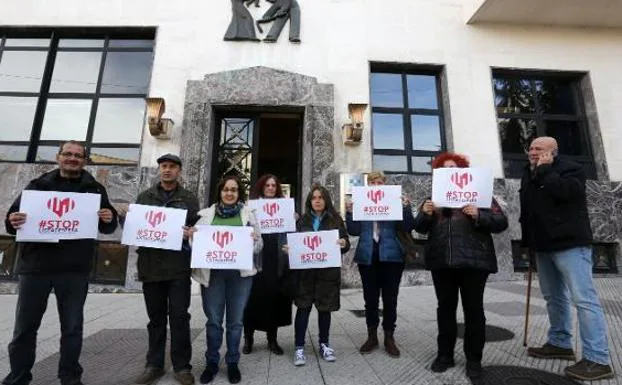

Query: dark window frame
0,27,155,165
370,63,447,175
492,69,596,179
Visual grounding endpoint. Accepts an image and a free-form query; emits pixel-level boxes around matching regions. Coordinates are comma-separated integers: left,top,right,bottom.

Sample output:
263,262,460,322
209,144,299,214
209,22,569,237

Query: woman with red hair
413,152,508,380
242,174,293,356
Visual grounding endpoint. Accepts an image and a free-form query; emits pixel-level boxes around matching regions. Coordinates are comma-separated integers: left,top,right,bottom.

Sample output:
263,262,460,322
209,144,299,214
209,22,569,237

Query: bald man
519,136,613,381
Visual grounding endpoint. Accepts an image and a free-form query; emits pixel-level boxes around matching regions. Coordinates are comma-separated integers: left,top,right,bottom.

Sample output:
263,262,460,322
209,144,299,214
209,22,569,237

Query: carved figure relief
224,0,301,43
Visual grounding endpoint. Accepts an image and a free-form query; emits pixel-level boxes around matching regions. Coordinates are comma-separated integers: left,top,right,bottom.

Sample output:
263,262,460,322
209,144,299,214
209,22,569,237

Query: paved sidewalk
1,278,621,385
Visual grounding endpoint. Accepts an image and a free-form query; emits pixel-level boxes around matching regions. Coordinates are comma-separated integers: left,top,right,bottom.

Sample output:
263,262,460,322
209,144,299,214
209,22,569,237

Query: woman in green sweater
191,175,263,384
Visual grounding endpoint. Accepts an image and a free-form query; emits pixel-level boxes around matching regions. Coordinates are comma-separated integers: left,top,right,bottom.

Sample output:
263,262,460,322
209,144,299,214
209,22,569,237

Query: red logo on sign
303,235,322,251
367,189,385,204
263,202,280,217
46,197,75,218
450,172,473,189
213,231,233,248
145,210,166,228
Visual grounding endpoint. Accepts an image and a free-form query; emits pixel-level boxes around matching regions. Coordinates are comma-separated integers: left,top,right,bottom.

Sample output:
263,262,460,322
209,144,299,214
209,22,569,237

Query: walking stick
523,250,534,347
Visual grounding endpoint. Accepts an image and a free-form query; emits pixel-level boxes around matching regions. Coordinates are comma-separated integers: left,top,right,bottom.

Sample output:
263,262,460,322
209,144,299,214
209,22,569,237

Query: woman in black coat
288,184,350,366
243,174,292,355
413,152,508,380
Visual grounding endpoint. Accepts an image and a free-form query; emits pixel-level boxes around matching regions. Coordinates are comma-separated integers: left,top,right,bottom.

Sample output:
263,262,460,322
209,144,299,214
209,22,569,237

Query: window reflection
93,98,145,143
4,38,50,47
498,118,537,154
50,52,102,93
90,147,139,164
0,145,28,161
536,79,575,114
412,157,433,173
40,99,92,140
407,75,438,109
0,51,48,92
545,120,583,155
494,78,535,114
35,145,61,162
0,31,154,164
373,155,407,172
493,72,594,179
0,96,38,141
370,73,403,108
411,115,441,151
109,39,154,48
101,52,152,94
372,113,404,150
58,39,105,48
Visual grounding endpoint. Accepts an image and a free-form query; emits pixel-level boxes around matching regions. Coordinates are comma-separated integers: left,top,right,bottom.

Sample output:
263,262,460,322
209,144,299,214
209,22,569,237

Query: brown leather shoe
527,343,576,360
384,330,400,358
564,359,614,381
134,367,165,385
359,328,379,354
174,370,195,385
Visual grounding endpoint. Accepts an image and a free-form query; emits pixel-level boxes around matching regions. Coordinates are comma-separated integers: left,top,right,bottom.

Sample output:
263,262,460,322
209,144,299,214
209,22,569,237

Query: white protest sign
352,185,403,221
121,204,187,250
248,198,296,234
16,191,101,241
432,167,493,208
287,230,341,270
191,225,254,270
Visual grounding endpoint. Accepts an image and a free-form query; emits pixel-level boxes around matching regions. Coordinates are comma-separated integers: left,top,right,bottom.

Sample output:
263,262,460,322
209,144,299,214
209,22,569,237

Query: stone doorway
180,66,339,208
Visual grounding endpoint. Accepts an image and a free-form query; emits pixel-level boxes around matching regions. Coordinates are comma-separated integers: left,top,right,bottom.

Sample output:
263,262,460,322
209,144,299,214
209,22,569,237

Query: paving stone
0,279,621,384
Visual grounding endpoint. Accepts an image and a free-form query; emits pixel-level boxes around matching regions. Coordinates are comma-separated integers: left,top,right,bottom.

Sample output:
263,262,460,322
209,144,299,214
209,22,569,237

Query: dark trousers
2,273,89,385
358,244,404,332
431,269,489,362
142,278,192,372
294,307,331,347
244,325,279,341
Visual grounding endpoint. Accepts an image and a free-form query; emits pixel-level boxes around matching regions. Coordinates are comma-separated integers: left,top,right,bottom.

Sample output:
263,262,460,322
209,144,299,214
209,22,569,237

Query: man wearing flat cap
133,154,200,385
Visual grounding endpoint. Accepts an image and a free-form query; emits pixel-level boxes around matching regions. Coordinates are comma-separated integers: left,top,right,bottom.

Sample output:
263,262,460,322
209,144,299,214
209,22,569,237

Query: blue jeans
2,273,89,385
536,246,610,365
200,270,253,365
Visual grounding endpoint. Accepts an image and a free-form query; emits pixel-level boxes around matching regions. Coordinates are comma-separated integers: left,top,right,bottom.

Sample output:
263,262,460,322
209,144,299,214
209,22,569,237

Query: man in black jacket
3,140,118,385
131,154,199,385
520,136,613,381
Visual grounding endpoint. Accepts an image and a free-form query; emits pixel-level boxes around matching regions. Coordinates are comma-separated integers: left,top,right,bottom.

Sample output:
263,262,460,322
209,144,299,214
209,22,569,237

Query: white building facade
0,0,620,288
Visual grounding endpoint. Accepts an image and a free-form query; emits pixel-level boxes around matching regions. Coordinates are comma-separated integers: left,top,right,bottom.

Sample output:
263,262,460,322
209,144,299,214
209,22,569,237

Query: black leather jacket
413,199,508,273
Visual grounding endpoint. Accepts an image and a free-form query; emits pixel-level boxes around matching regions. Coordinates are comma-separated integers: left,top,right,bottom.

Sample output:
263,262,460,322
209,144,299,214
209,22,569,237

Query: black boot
227,363,242,384
242,331,254,354
359,328,379,354
267,329,284,355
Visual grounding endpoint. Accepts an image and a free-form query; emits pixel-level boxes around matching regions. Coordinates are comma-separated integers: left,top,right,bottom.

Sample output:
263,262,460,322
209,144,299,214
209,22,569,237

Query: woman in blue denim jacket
345,171,415,358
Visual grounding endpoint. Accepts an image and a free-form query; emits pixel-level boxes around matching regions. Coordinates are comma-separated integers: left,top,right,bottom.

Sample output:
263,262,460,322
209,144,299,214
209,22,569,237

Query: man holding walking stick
519,136,613,381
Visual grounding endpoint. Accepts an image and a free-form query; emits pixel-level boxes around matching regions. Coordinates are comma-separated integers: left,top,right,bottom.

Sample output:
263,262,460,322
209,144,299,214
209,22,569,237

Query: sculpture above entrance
224,0,301,43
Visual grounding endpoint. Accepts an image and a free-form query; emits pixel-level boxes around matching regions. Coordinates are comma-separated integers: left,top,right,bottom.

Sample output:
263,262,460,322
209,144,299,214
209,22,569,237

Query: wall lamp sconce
342,103,367,146
146,97,174,139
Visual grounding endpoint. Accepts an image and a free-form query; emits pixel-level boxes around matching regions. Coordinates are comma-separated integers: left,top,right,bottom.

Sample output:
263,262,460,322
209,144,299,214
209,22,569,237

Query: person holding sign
286,184,350,366
242,174,293,356
3,140,118,385
345,171,415,358
413,152,507,380
130,154,199,385
190,175,263,385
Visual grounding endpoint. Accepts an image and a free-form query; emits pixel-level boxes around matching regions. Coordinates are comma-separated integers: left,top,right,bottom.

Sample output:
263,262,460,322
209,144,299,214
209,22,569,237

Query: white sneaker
320,343,336,362
294,347,306,366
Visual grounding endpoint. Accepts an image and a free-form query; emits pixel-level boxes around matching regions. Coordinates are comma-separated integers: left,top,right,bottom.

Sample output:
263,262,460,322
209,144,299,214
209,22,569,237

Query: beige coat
191,204,263,287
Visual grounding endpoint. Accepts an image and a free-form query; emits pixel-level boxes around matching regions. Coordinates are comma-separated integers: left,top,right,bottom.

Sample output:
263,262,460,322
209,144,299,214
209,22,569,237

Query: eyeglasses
222,188,239,193
59,151,85,159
